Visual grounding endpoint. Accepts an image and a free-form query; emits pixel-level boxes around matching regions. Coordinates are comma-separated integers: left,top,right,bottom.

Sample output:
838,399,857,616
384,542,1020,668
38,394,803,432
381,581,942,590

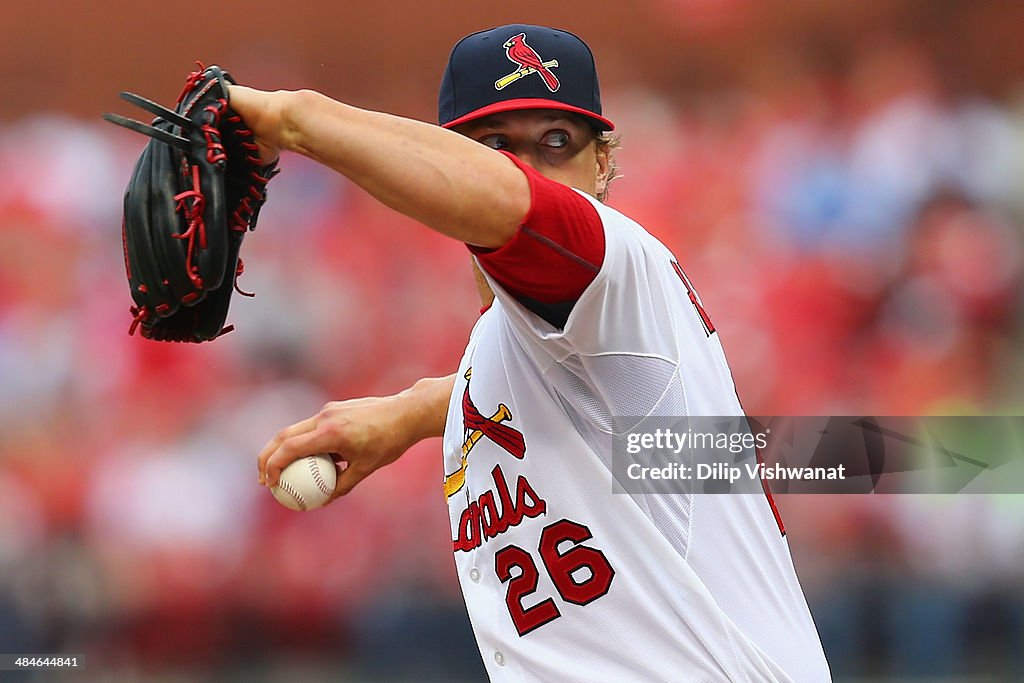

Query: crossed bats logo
443,368,526,498
495,32,561,92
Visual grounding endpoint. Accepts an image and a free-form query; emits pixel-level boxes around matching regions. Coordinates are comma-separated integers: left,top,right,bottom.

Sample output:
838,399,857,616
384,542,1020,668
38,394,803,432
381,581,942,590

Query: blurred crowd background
1,0,1023,681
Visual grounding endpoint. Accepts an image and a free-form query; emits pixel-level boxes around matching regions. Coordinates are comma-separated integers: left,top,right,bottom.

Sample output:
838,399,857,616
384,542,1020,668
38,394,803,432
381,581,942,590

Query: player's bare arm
258,373,455,500
227,86,530,248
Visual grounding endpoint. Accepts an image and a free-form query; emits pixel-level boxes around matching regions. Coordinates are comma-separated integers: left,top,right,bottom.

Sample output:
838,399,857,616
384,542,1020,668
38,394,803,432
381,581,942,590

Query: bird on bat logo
496,33,560,92
443,368,526,498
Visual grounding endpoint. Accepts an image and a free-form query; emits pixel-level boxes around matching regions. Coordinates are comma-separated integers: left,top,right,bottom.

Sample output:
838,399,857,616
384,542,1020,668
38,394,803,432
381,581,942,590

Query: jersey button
494,651,505,667
469,568,481,583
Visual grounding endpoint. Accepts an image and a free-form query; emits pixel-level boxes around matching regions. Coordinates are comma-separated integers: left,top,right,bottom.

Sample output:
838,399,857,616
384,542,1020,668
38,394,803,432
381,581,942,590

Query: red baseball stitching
308,457,333,497
276,479,307,511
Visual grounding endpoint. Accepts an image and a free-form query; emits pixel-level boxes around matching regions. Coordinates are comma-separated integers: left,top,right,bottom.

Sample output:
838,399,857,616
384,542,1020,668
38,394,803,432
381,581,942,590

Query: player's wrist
397,375,456,443
224,84,287,165
275,89,316,156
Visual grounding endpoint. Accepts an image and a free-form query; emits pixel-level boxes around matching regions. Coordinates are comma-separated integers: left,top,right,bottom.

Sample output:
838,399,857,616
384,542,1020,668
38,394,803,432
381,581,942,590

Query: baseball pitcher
249,24,832,682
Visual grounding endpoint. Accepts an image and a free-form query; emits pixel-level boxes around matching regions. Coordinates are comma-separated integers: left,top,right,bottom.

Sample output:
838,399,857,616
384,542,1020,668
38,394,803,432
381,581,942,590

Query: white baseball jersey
442,185,831,681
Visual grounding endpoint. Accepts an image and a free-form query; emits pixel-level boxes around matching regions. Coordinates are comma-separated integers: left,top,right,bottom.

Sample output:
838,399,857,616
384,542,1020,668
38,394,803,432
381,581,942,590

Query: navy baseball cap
438,24,614,132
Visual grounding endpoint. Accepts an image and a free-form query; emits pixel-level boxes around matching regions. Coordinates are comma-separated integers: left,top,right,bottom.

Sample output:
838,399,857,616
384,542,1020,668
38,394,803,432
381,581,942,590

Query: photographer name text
626,462,847,483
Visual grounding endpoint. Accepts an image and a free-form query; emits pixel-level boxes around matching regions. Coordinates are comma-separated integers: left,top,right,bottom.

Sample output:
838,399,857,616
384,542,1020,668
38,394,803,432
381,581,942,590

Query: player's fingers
262,423,336,487
325,457,347,503
332,461,370,499
257,416,317,484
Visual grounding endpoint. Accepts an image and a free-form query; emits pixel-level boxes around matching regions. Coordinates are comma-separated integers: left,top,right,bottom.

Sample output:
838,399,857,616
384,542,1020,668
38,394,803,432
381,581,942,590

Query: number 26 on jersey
495,518,615,636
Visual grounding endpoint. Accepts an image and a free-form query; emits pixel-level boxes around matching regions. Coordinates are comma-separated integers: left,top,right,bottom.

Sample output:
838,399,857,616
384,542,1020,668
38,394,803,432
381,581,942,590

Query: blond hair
595,131,621,203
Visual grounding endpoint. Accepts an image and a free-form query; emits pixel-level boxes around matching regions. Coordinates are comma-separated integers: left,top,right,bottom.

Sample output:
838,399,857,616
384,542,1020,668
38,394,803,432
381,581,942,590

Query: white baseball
270,454,337,511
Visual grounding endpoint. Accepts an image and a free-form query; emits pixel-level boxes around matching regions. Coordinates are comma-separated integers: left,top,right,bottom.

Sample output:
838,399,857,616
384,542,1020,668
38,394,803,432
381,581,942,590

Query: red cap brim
442,98,614,132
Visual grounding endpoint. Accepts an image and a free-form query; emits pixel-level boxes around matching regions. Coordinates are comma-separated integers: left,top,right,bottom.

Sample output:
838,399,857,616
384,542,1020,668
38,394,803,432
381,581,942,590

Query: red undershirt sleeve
468,151,606,307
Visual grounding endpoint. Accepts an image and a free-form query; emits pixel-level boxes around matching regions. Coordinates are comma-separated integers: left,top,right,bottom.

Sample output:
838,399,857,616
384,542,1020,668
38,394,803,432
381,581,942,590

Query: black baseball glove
104,63,279,342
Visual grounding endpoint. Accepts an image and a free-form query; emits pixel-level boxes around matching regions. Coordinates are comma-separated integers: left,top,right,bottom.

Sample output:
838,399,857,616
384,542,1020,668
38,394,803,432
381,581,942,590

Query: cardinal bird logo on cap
495,33,560,92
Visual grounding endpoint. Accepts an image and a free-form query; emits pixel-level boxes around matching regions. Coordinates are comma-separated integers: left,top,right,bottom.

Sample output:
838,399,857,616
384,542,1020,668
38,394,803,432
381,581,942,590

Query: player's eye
479,134,509,150
542,131,569,148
